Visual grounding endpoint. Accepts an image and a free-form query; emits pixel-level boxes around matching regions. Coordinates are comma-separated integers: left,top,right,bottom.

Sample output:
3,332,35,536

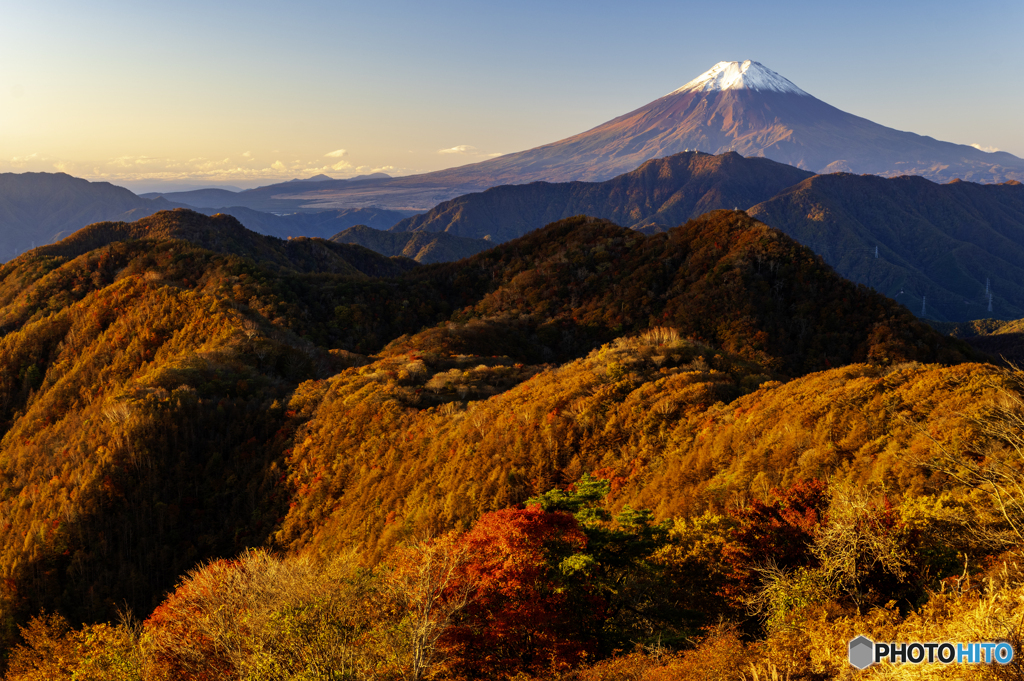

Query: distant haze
119,181,245,194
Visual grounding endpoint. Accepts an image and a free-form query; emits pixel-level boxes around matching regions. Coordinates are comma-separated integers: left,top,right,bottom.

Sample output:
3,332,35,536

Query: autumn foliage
0,208,1017,679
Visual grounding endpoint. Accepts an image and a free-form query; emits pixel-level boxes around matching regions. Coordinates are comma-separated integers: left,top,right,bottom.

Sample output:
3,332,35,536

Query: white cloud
971,143,1000,153
438,145,476,155
331,160,352,171
271,160,287,171
10,152,40,167
325,149,348,158
438,145,503,158
242,151,252,158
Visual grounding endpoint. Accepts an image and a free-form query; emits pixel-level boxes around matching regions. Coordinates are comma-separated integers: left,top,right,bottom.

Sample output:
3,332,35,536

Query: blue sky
2,0,1021,189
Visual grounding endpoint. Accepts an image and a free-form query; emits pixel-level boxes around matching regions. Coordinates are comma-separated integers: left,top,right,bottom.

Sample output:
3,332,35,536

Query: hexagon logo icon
849,635,875,669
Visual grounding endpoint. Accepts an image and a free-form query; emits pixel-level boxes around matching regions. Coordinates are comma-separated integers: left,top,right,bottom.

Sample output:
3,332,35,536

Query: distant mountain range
232,60,1024,211
139,172,395,212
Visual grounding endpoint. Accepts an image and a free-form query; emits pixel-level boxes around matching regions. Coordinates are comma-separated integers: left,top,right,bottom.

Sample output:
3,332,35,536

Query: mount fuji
428,59,1024,186
165,60,1024,211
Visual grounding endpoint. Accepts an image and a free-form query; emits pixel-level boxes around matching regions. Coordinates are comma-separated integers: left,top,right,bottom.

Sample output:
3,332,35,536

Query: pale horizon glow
2,1,1022,192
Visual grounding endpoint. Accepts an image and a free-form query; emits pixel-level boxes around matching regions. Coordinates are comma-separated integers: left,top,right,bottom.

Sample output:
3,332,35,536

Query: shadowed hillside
933,316,1024,363
748,174,1024,322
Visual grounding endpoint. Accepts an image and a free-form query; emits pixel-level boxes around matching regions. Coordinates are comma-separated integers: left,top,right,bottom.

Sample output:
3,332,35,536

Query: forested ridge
0,209,1021,680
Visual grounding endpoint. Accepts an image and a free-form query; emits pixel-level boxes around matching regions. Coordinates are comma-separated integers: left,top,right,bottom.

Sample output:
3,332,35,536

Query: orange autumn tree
443,506,598,679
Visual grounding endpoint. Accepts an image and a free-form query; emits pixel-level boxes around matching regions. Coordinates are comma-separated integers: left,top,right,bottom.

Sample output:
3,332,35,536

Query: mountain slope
972,318,1024,361
0,210,468,636
389,151,813,242
279,349,1001,561
747,174,1024,322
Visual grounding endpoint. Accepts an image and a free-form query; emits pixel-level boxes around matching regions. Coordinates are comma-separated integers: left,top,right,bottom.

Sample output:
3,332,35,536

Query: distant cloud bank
438,145,503,159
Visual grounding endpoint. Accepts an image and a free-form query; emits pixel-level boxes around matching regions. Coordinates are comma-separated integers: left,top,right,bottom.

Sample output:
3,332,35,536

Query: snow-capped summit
669,60,809,96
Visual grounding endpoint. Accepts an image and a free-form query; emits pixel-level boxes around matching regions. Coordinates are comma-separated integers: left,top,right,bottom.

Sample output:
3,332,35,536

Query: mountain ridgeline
29,209,417,278
0,173,421,265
